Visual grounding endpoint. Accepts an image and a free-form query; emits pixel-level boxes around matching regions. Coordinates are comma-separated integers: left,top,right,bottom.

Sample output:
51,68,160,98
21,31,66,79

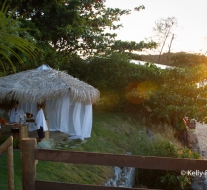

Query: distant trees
170,52,207,67
152,17,177,64
140,52,207,68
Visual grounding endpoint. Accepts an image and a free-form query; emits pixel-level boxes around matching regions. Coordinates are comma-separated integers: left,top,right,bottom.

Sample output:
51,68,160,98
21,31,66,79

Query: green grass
0,111,196,189
0,150,22,190
36,111,142,186
0,111,142,189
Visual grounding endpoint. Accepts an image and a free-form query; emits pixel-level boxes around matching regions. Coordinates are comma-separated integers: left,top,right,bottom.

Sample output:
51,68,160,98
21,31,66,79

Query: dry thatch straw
0,68,100,104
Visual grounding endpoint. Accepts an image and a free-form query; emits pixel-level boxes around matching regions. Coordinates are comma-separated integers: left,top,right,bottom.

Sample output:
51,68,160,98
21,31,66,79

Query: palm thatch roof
0,66,100,104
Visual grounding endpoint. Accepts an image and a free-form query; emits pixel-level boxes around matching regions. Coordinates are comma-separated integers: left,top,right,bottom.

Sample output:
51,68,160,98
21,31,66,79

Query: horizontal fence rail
35,148,207,171
22,138,207,190
0,136,13,154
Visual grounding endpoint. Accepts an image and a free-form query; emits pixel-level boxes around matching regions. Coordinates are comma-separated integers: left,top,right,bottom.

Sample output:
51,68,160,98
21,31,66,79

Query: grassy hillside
0,111,197,189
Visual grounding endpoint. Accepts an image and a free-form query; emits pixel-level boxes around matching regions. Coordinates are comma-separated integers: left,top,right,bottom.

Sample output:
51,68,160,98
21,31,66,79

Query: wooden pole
0,136,14,190
45,120,49,140
19,125,29,150
22,138,37,190
0,136,13,154
7,138,14,190
166,33,174,64
42,102,50,140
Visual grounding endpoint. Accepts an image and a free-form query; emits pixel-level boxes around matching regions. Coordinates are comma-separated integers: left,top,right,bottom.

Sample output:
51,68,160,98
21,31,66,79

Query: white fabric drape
19,95,93,140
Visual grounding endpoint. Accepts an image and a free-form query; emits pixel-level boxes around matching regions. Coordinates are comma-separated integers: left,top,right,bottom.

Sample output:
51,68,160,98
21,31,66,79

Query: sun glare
125,81,157,104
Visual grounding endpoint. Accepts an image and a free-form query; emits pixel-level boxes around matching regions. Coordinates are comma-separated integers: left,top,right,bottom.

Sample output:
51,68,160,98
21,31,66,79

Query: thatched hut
0,65,100,140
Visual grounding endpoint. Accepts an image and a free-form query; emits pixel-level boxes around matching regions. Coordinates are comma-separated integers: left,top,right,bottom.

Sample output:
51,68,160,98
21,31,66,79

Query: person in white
35,103,48,141
8,101,24,123
8,101,24,137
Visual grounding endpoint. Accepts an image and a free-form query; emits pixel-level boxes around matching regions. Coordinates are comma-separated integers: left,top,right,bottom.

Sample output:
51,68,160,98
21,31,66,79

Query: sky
105,0,207,55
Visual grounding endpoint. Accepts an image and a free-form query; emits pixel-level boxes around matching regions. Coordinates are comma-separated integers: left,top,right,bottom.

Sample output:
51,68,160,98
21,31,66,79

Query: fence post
19,125,29,150
7,138,14,190
22,138,37,190
0,136,14,190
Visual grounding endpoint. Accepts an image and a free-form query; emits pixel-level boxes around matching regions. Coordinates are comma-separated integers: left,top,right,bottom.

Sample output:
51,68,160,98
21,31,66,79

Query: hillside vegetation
135,52,207,68
0,111,199,189
0,1,206,189
62,53,207,125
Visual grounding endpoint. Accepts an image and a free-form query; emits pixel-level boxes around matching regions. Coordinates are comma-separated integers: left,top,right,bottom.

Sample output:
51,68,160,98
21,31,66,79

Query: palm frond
0,1,39,74
0,60,6,75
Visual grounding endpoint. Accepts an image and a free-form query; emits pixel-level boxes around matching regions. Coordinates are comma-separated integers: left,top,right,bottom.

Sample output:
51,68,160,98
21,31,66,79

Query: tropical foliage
0,2,38,75
0,0,156,73
3,0,155,53
61,53,207,129
1,0,207,148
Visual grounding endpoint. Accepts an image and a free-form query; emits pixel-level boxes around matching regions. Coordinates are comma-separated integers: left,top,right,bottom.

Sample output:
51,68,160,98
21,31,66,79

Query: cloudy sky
105,0,207,54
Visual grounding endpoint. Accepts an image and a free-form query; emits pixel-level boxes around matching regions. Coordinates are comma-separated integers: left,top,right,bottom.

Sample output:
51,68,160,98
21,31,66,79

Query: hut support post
22,138,37,190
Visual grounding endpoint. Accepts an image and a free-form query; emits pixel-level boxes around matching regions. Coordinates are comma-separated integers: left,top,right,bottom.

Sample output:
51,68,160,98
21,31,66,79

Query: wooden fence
21,137,207,190
0,136,14,190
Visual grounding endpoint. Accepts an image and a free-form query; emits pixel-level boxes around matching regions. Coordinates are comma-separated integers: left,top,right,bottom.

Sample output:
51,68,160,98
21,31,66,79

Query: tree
57,52,207,146
170,52,207,67
0,2,38,75
152,17,177,64
2,0,156,60
166,33,174,64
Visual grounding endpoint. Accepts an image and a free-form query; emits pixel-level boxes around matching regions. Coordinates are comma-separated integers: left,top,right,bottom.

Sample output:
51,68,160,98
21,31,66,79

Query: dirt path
29,130,88,149
29,130,70,145
195,122,207,159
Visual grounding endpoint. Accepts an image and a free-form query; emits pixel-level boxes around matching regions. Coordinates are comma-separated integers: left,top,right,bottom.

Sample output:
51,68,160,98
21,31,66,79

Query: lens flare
125,81,157,104
94,90,121,110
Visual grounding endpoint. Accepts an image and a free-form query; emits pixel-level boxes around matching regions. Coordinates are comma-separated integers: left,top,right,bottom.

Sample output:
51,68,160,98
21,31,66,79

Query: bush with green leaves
0,1,38,75
59,53,207,124
131,131,200,189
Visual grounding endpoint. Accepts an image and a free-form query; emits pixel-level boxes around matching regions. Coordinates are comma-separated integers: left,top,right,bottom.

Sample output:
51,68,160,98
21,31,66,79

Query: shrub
131,129,200,189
